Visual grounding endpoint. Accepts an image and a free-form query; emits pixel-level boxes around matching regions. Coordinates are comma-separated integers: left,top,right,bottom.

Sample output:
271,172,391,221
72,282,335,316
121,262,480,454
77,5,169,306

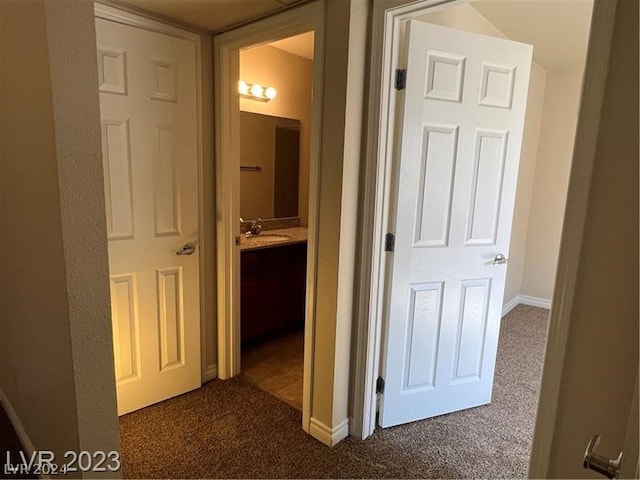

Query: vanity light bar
238,80,277,102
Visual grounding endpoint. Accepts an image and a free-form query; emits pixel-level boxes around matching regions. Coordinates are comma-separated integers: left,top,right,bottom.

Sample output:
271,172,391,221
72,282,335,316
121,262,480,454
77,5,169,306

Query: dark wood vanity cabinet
240,242,307,344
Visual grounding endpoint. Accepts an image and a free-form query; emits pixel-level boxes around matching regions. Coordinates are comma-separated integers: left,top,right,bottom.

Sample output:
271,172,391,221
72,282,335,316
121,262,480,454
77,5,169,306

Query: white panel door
96,18,201,415
380,20,532,427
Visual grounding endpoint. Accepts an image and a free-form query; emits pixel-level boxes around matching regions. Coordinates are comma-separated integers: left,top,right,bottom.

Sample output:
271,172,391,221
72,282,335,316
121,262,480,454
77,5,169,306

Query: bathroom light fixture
238,80,277,102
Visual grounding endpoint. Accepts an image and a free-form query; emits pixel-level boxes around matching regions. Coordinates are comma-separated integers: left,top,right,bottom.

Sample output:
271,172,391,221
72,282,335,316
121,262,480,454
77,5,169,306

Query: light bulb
250,84,264,97
265,87,277,100
238,80,249,95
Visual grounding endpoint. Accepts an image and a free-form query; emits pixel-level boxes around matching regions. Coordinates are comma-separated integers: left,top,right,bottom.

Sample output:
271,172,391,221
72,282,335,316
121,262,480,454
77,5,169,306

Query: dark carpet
119,304,549,479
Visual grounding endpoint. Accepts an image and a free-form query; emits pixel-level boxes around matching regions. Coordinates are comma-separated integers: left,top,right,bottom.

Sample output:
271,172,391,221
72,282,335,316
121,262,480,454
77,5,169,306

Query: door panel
414,125,458,247
380,20,532,427
96,18,200,416
102,118,134,240
403,282,443,392
466,130,508,245
110,274,140,383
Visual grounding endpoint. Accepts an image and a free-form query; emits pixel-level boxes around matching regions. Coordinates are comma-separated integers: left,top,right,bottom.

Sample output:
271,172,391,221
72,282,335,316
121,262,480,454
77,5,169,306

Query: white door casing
380,20,531,427
96,18,201,415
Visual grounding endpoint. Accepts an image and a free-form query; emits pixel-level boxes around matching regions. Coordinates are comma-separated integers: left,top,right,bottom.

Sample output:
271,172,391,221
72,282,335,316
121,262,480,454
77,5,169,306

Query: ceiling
269,32,314,59
470,0,593,70
115,0,593,70
116,0,303,33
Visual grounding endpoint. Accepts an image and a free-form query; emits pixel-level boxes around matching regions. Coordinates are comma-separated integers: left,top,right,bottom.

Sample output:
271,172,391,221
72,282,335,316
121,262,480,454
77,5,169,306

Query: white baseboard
502,295,552,317
0,387,35,455
502,296,521,316
202,364,218,382
519,295,552,309
309,417,349,447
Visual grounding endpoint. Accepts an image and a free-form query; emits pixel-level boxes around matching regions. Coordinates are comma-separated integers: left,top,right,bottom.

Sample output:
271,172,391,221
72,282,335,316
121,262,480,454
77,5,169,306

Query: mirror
240,112,300,221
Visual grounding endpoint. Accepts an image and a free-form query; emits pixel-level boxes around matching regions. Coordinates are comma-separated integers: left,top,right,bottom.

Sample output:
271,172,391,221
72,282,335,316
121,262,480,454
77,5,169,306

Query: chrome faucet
248,218,262,236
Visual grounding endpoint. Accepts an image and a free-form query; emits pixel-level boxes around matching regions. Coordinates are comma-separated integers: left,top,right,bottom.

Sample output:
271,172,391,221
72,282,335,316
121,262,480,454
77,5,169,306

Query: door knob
584,434,623,479
493,253,508,265
176,243,196,255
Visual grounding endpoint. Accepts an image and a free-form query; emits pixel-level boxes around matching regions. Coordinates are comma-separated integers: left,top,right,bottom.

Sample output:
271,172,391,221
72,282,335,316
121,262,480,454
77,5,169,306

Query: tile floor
241,330,304,410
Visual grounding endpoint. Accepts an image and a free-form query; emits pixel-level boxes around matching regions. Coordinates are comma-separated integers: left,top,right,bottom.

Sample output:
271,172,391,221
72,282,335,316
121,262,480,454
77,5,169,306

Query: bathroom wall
239,112,278,219
239,43,313,226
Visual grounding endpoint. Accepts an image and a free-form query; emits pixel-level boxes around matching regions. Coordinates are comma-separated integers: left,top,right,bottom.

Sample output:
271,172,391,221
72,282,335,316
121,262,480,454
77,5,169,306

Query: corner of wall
309,417,349,447
44,0,121,459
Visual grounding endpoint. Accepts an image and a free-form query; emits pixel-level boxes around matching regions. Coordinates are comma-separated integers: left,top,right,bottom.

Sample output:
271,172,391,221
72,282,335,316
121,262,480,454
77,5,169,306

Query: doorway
354,0,594,443
214,2,324,432
236,34,315,411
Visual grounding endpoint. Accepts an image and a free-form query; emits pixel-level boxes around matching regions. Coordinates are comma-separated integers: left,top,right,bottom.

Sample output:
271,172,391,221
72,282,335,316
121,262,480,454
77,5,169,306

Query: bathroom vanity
240,228,307,344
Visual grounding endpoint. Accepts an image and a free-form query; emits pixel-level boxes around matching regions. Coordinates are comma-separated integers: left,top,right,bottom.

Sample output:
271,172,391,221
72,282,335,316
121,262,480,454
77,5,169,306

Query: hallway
117,305,548,478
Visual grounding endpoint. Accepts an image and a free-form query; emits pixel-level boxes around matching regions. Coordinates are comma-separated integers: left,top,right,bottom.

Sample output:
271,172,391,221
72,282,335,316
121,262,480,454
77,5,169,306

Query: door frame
94,2,211,385
213,1,325,432
351,0,617,461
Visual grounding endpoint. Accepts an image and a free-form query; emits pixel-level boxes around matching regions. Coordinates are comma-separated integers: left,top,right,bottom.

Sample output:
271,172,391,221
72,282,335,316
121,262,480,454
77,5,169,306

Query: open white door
379,21,532,427
96,18,201,415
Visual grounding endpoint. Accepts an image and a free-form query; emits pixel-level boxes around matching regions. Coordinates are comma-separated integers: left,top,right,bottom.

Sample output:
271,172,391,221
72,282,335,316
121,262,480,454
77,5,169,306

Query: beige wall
0,0,80,460
240,45,313,226
309,0,368,437
536,0,638,475
333,0,368,429
0,0,120,473
521,69,584,301
418,2,508,38
505,62,547,304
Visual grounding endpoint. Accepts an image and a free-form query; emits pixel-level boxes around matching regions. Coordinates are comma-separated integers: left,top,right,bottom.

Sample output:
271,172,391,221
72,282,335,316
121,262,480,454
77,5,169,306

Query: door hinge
376,376,385,394
385,233,395,252
395,68,407,90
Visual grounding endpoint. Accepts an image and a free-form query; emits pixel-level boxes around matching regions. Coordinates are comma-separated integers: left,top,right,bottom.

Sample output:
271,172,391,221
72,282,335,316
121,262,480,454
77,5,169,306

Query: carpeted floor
119,304,549,479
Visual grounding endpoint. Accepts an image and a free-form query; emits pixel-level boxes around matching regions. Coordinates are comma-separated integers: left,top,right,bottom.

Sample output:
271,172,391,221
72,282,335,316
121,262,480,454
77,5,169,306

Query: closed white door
380,20,532,427
96,18,201,415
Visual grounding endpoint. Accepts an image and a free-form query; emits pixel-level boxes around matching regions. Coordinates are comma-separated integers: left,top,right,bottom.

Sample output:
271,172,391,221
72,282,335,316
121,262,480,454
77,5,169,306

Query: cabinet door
288,244,307,327
240,272,287,341
240,242,308,343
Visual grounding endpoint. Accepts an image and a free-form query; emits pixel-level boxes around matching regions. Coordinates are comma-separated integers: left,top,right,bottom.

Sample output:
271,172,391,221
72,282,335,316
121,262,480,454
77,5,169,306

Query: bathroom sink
247,233,291,243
